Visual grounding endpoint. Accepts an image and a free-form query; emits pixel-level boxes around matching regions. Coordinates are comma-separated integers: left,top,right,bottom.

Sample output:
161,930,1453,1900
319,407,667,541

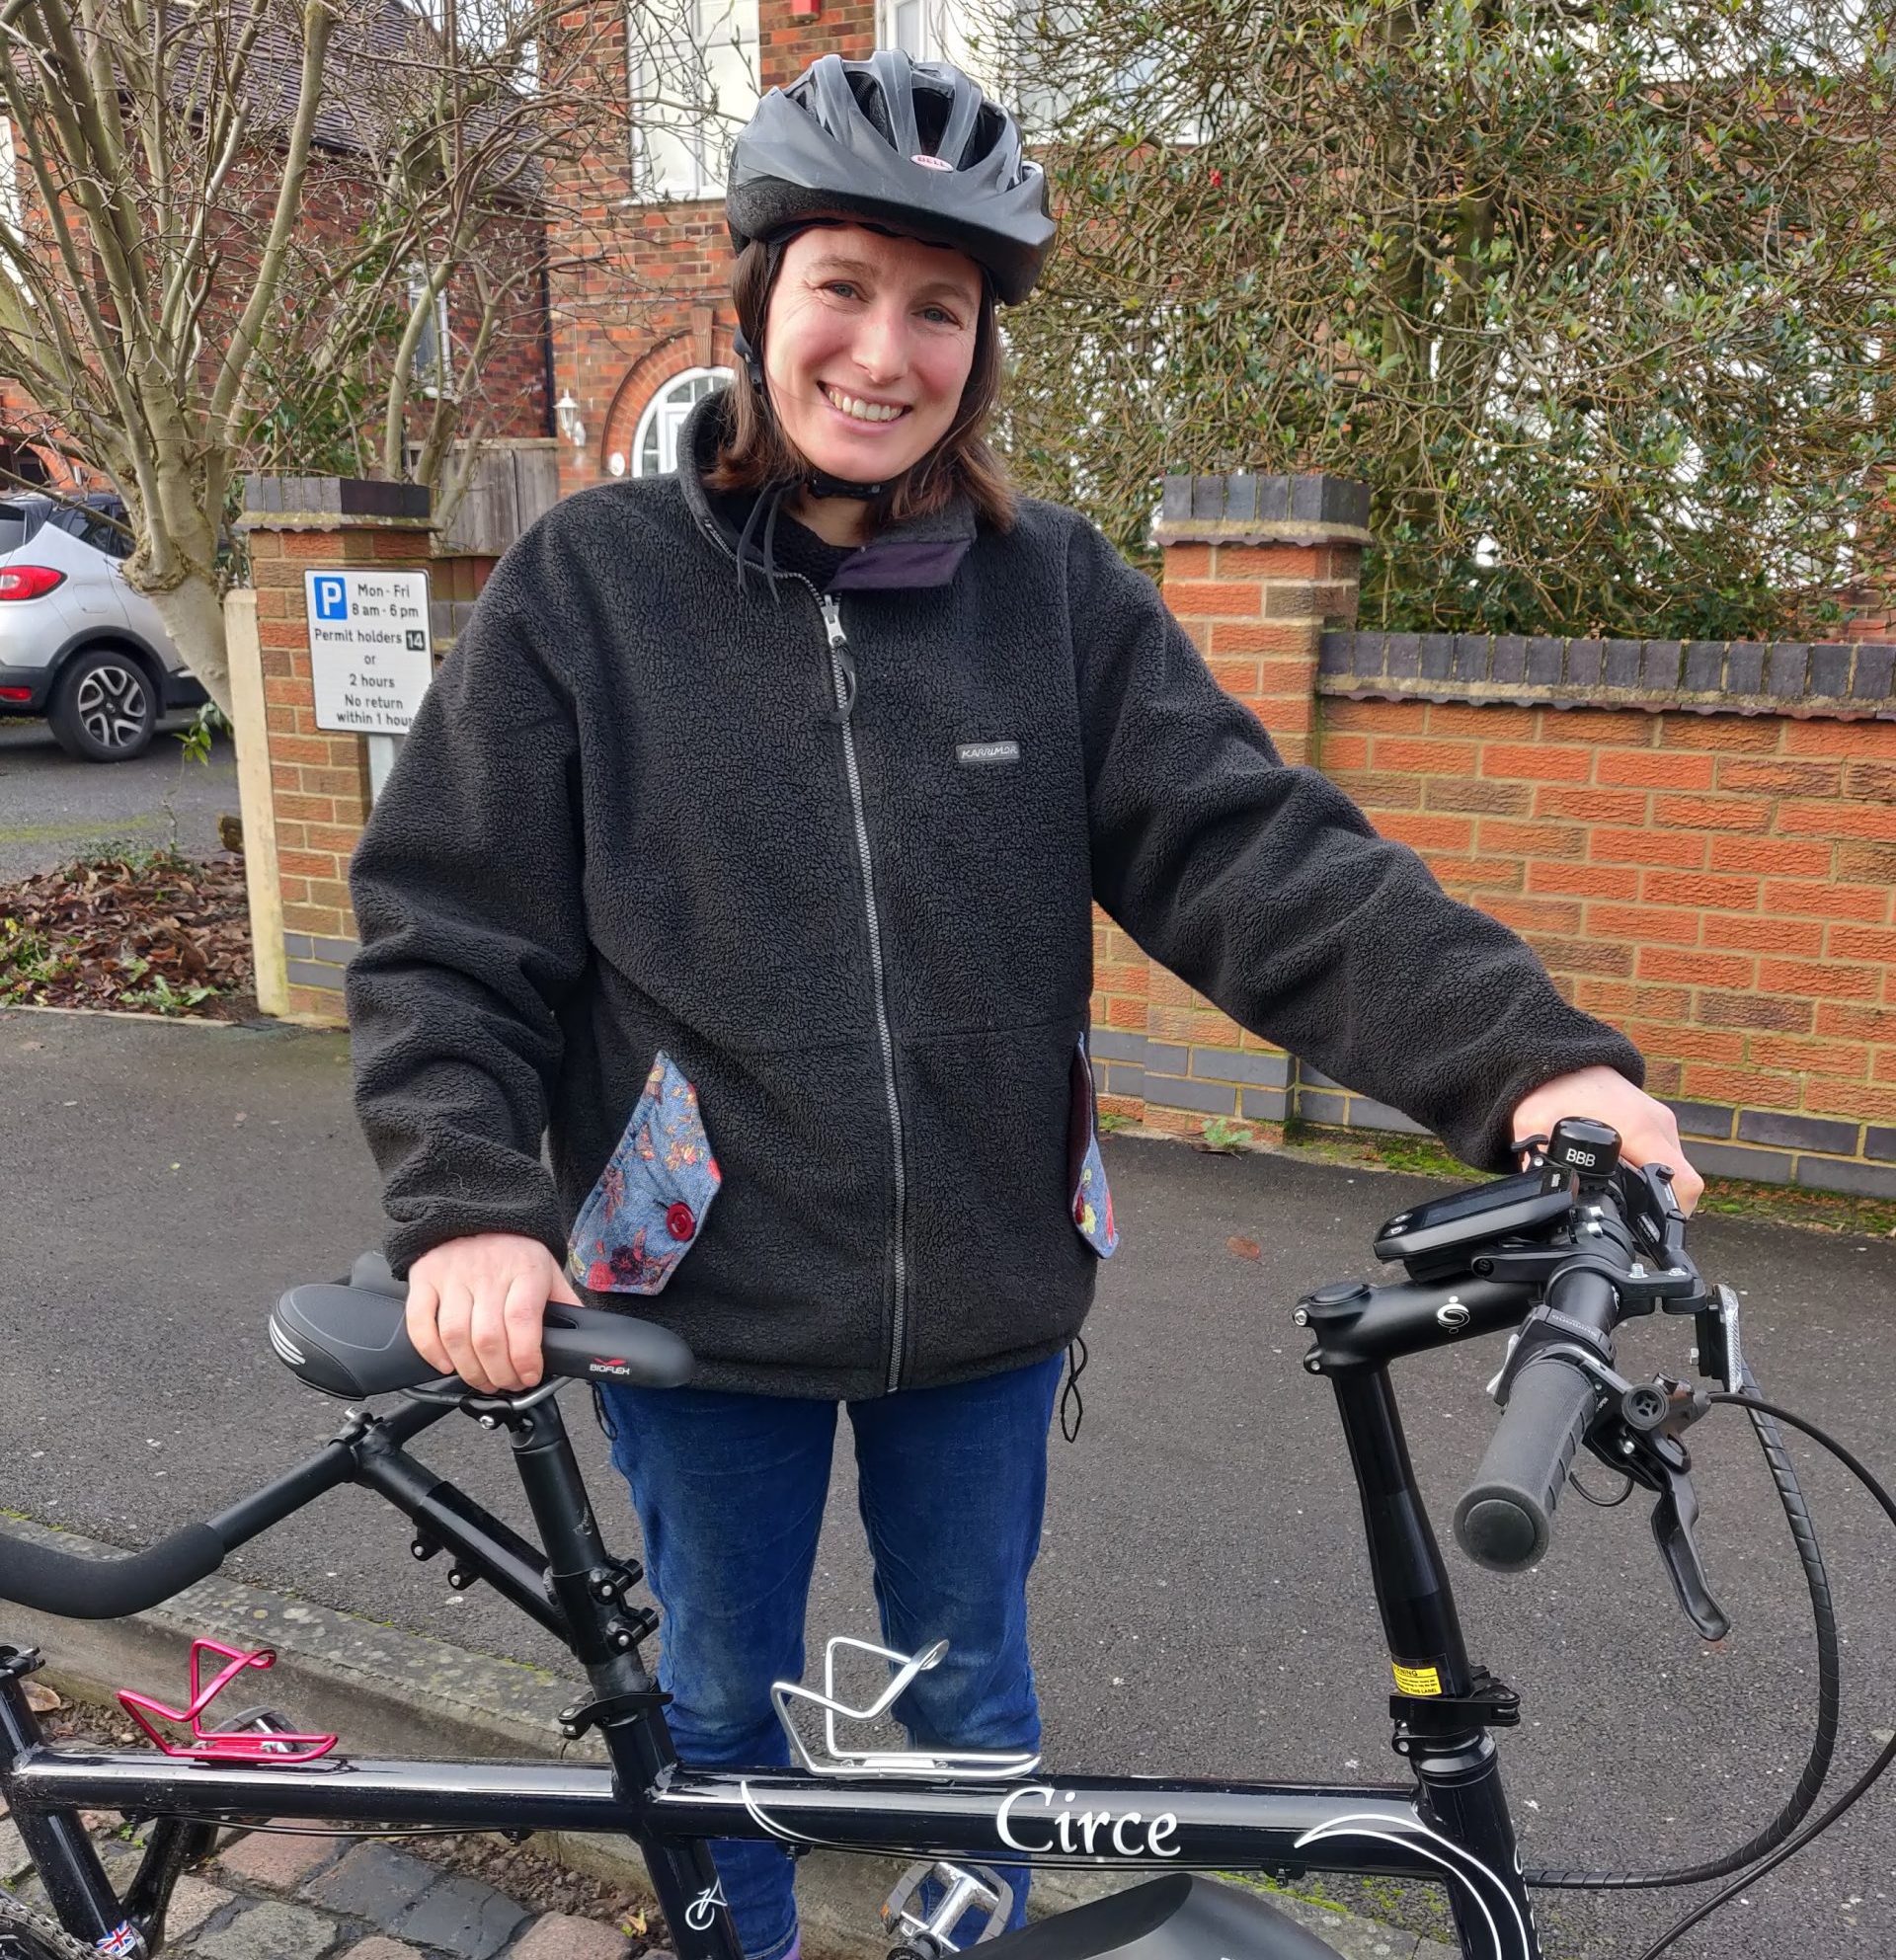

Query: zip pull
818,592,857,725
826,645,858,725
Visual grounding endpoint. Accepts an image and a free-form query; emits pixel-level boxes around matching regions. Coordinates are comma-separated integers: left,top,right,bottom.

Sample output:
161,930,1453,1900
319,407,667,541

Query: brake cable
1524,1360,1843,1894
1625,1389,1896,1960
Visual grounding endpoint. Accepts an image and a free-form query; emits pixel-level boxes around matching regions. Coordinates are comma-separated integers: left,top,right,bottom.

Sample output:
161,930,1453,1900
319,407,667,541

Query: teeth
825,387,908,424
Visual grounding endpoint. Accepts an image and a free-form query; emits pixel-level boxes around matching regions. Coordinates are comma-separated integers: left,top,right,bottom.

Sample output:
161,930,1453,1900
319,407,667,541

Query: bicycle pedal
881,1859,1014,1951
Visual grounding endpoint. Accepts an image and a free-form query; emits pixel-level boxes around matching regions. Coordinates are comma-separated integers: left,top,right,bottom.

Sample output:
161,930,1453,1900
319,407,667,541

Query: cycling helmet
727,50,1056,307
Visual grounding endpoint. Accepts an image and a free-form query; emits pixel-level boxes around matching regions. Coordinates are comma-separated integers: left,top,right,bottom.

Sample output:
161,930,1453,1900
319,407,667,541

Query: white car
0,493,207,760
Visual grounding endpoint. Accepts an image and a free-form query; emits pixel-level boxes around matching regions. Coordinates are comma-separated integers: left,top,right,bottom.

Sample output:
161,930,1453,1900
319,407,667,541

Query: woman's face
762,222,984,488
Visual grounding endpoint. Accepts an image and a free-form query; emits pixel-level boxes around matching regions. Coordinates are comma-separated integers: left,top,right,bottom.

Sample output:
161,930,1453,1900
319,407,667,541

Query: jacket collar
677,386,976,592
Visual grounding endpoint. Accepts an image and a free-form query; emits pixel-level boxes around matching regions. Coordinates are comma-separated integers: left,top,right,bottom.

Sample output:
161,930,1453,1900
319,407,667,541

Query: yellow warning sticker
1392,1662,1443,1696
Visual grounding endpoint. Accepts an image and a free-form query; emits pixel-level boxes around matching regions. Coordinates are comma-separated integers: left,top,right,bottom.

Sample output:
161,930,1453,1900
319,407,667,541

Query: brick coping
1321,631,1896,720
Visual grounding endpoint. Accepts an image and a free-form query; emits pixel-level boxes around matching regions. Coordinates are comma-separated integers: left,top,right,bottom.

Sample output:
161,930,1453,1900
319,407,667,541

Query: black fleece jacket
346,388,1644,1399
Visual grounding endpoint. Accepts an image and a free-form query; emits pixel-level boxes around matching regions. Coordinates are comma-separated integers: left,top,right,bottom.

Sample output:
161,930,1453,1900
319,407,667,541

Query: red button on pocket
666,1202,696,1242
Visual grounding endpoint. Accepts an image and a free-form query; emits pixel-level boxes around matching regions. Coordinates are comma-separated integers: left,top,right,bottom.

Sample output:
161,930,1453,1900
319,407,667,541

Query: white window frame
0,115,30,292
629,0,761,204
0,117,21,237
629,366,733,479
406,267,452,400
878,0,975,71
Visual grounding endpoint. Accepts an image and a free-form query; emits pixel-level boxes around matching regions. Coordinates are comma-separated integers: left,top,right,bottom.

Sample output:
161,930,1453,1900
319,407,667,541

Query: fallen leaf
24,1681,63,1712
1225,1235,1262,1260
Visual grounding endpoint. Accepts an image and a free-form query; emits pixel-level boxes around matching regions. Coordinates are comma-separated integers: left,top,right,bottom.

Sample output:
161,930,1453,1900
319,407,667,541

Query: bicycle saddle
980,1873,1343,1957
271,1253,694,1400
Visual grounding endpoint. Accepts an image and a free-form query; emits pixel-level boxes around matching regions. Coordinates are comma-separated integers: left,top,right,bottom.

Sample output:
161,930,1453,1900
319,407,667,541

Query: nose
849,295,911,388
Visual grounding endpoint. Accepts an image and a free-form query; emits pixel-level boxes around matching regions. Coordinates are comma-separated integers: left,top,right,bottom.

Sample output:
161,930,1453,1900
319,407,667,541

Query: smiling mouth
822,384,912,424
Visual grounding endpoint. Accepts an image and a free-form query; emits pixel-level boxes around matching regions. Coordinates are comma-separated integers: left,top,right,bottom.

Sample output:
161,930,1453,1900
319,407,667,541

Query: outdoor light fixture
555,391,586,448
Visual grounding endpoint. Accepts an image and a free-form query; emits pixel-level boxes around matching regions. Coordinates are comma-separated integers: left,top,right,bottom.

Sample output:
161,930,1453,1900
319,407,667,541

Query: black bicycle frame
0,1267,1545,1960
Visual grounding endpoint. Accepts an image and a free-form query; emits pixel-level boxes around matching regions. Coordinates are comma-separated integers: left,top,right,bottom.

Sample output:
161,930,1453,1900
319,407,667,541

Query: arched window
628,367,732,479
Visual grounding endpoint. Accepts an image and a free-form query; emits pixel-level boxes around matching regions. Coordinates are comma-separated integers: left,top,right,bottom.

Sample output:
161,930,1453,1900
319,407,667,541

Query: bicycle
3,1117,1890,1960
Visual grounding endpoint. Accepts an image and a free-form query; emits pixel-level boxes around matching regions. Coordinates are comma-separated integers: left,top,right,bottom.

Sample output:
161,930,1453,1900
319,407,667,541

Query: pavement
4,1007,1896,1958
0,719,237,884
2,1786,646,1960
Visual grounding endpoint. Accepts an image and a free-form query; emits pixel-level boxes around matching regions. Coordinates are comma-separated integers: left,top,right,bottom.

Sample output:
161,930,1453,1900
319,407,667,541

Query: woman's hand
405,1232,584,1393
1509,1065,1704,1215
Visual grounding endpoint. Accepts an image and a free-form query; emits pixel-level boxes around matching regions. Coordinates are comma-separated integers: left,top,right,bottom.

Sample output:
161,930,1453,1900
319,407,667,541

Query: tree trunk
141,567,233,722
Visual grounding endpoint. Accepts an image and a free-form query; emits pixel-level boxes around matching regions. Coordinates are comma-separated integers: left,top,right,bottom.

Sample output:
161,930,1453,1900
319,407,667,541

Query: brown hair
702,236,1019,534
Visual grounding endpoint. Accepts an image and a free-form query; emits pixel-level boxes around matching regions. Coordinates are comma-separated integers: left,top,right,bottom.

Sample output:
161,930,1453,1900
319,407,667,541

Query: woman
346,49,1698,1960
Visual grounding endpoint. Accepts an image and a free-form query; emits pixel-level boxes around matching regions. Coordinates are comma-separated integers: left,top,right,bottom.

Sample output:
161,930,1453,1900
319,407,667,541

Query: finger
501,1272,547,1387
548,1258,584,1306
404,1275,453,1376
468,1284,519,1392
436,1279,490,1392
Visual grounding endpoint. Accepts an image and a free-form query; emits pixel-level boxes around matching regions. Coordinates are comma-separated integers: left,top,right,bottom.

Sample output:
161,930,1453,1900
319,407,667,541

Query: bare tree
0,0,638,714
0,0,338,714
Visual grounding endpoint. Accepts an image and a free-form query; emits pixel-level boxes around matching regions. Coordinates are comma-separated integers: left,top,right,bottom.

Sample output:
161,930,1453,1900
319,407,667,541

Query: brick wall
232,477,498,1021
1094,474,1896,1200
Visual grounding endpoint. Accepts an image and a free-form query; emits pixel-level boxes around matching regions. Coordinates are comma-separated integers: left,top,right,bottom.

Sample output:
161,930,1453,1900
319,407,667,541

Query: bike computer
1374,1170,1573,1280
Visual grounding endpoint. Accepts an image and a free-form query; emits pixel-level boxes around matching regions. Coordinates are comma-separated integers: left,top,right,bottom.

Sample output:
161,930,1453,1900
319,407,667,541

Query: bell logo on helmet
911,153,954,171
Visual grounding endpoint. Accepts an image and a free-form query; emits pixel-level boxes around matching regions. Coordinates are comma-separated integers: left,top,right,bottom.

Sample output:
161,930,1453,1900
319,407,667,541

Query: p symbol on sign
314,577,348,620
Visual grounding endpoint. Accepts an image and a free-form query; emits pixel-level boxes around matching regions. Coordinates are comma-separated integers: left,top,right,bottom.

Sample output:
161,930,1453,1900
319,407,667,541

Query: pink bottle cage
117,1638,338,1764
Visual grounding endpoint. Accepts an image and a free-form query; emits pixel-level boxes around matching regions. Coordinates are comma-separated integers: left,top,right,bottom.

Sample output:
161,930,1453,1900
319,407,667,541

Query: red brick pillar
231,478,434,1026
1089,470,1373,1142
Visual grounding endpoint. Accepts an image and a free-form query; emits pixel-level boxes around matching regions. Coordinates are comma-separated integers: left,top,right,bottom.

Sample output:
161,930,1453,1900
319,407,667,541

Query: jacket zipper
802,582,909,1394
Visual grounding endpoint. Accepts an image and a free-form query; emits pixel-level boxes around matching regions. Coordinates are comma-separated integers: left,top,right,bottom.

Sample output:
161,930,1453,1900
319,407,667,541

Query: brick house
0,0,553,495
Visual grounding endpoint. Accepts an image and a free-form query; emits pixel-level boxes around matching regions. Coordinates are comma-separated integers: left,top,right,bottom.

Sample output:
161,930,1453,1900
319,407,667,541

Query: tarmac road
0,716,237,884
3,1008,1894,1958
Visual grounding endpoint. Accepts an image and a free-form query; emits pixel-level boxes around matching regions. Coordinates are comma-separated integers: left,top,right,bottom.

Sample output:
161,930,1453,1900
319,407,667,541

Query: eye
922,305,962,327
822,280,860,300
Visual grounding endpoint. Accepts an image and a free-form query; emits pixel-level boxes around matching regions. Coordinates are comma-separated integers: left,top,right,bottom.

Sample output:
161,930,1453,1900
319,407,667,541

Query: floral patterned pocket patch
567,1052,722,1294
1067,1034,1119,1258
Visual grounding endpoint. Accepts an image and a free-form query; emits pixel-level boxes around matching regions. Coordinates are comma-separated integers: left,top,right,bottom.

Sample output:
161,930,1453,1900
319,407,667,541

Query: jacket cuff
1463,1033,1648,1173
384,1193,570,1284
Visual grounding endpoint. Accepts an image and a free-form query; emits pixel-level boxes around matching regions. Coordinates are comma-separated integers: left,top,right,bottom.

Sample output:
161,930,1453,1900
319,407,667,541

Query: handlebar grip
0,1523,226,1620
1453,1353,1601,1571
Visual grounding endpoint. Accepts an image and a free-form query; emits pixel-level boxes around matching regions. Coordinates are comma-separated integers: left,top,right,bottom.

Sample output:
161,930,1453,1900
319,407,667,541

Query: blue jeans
599,1354,1064,1960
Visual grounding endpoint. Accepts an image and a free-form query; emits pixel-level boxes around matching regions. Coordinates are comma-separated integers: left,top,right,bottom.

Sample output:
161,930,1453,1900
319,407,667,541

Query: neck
789,488,873,549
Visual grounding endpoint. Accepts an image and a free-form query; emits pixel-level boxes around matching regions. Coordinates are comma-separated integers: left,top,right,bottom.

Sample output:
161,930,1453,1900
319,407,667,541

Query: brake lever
1578,1368,1732,1642
1650,1462,1731,1642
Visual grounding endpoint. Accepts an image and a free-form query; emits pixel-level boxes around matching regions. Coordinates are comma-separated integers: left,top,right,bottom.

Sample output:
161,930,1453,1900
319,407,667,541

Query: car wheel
46,647,157,761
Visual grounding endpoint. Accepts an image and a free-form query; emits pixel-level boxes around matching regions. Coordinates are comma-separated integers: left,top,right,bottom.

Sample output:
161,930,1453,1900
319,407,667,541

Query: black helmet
727,50,1056,306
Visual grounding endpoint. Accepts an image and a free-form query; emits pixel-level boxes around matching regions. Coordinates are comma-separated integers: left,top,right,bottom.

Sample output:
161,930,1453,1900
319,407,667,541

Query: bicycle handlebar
0,1524,229,1622
1453,1345,1602,1570
0,1395,451,1622
1451,1200,1635,1572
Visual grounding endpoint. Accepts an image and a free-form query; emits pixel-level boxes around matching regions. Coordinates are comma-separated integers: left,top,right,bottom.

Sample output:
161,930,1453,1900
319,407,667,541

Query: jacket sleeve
345,572,588,1278
1067,517,1645,1169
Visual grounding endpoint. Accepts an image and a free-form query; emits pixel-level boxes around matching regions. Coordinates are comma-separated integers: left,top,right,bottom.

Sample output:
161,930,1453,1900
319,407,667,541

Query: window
408,269,451,397
880,0,965,66
631,367,731,478
0,114,32,296
54,502,133,560
631,0,760,203
0,117,20,239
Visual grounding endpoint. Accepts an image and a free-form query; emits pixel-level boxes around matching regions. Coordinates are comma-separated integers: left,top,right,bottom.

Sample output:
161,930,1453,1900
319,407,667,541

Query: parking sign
302,569,433,734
